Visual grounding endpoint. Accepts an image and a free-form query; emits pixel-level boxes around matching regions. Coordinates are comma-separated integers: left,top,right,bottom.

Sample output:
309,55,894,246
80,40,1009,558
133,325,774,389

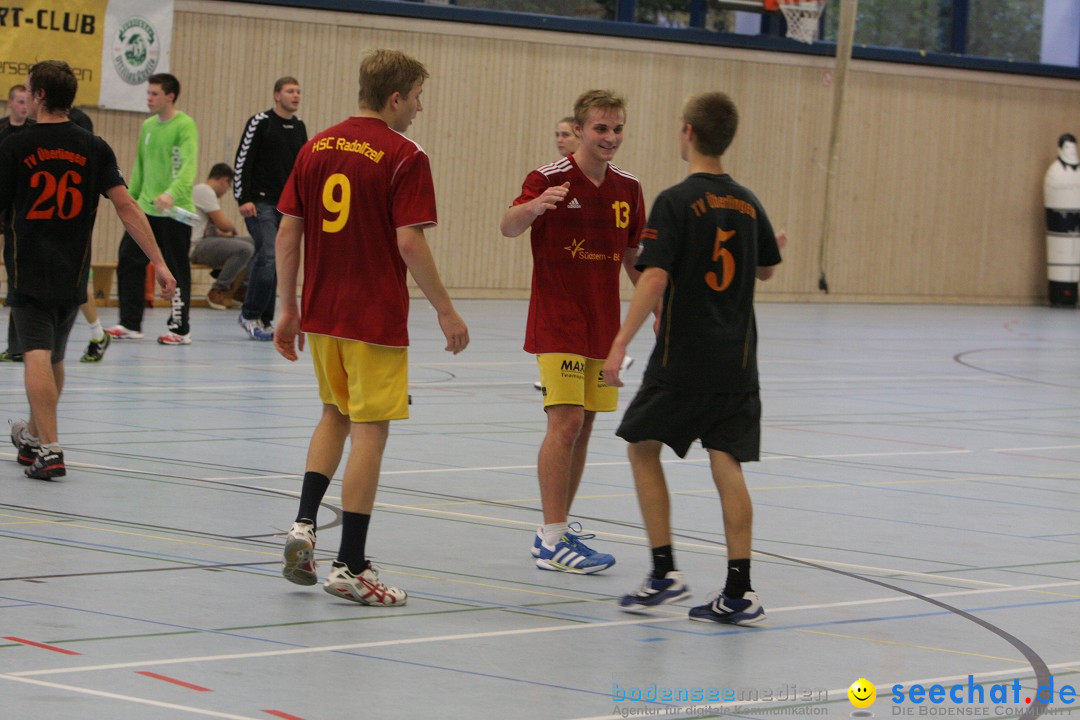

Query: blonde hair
358,49,429,111
572,89,626,127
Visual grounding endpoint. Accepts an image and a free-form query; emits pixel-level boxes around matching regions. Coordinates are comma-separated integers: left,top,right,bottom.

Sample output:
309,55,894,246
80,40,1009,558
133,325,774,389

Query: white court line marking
11,581,1080,679
993,444,1080,452
0,675,260,719
203,450,971,483
567,659,1080,720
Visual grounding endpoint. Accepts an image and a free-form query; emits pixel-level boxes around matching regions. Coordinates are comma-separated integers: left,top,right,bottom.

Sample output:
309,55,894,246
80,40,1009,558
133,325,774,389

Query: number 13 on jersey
612,200,630,229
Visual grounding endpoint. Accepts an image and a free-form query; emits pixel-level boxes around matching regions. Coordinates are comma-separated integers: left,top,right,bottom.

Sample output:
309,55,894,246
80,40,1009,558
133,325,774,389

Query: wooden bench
4,261,238,308
91,261,238,308
91,261,118,306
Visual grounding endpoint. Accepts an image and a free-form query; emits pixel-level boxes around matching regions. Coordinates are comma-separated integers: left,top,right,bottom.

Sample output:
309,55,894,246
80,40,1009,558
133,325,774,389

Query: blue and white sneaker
239,314,274,341
689,590,765,625
530,521,590,558
619,571,690,611
535,526,615,574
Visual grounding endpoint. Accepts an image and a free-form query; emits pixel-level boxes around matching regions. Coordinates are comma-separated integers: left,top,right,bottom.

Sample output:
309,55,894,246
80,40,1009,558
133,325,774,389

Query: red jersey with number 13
278,116,437,346
513,154,644,358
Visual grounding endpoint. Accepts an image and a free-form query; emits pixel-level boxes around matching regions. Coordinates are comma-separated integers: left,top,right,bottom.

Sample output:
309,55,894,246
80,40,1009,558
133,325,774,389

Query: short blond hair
358,49,429,112
572,89,626,127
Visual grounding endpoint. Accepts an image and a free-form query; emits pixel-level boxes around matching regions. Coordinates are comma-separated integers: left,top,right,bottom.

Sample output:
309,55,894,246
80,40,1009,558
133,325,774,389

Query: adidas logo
567,197,581,209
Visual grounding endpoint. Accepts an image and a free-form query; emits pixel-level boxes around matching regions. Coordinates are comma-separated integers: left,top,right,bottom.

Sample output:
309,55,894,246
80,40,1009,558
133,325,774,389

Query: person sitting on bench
190,163,255,309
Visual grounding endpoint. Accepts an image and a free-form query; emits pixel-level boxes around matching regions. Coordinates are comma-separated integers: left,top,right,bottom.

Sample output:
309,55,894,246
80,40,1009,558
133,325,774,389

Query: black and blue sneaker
689,590,765,625
619,571,691,612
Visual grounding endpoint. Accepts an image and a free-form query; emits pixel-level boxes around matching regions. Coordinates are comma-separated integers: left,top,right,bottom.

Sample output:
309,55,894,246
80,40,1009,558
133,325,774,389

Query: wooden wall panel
28,0,1077,304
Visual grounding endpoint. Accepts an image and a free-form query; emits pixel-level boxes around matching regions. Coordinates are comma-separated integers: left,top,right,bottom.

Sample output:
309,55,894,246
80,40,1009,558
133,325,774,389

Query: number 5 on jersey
705,228,736,292
322,173,351,233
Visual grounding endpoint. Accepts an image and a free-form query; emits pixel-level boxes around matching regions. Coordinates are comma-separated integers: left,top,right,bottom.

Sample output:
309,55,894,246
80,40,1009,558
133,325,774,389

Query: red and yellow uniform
278,116,437,421
512,154,644,410
514,154,645,358
279,117,436,345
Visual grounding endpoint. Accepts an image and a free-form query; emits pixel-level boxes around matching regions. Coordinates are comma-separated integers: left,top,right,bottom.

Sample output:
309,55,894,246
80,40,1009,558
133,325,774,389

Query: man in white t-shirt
190,163,255,309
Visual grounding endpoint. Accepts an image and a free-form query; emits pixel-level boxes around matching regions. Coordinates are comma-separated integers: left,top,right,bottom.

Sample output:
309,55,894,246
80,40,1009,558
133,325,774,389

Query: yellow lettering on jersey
311,137,385,163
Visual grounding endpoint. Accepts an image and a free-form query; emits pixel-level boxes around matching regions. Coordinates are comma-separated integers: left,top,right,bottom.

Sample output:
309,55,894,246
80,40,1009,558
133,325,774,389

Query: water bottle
165,206,199,227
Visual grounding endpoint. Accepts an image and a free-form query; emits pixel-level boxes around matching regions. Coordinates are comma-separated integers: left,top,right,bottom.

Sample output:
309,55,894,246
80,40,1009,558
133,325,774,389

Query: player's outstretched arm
397,225,469,354
499,182,570,237
274,215,305,361
106,185,177,299
602,266,668,387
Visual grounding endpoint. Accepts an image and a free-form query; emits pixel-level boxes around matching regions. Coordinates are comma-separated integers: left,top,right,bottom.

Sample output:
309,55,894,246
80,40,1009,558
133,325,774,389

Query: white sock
89,320,104,342
40,442,61,454
542,522,568,548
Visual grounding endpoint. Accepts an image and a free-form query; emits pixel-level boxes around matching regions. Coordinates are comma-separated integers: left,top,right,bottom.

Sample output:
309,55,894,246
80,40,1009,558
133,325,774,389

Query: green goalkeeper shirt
129,110,198,216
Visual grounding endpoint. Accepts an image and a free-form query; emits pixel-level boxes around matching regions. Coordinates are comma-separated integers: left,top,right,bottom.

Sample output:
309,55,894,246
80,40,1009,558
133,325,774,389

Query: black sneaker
80,333,111,363
9,419,38,466
25,447,65,480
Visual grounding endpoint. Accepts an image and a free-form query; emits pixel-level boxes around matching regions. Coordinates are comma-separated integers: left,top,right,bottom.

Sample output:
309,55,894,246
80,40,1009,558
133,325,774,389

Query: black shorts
616,382,761,461
10,298,79,364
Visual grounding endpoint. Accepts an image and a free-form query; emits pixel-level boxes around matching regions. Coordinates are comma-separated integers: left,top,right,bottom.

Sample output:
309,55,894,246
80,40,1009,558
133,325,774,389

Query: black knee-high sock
296,472,331,527
337,511,371,574
651,545,676,579
723,558,752,599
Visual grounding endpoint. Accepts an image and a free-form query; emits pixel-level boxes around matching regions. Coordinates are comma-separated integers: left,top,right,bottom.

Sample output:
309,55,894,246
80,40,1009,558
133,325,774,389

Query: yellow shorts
308,334,409,422
536,353,618,412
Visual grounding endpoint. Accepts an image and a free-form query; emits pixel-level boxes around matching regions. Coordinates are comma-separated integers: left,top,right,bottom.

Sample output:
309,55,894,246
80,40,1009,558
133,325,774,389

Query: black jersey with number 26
0,122,124,303
636,172,782,393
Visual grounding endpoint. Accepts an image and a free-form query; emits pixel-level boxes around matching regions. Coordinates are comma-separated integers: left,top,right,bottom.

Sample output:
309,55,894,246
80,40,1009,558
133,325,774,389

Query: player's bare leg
627,440,670,548
538,404,585,524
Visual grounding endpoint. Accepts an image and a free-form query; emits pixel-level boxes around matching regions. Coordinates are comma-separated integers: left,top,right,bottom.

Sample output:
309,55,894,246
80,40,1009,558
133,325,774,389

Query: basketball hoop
766,0,827,44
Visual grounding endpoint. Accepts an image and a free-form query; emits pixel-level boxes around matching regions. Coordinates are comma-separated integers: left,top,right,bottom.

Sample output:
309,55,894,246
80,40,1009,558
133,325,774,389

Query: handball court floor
1,300,1079,720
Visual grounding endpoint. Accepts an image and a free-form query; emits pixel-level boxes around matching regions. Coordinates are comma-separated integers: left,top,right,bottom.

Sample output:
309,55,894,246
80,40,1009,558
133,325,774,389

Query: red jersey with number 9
278,116,437,346
513,155,645,358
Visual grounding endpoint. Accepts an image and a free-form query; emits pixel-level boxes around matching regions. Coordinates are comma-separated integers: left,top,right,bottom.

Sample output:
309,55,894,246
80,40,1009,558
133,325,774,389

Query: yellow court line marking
371,499,1019,588
795,628,1023,664
5,517,280,559
390,568,682,612
12,583,1080,680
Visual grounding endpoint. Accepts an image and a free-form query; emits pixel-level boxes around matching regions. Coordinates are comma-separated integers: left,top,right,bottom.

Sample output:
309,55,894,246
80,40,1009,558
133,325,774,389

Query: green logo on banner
112,16,160,85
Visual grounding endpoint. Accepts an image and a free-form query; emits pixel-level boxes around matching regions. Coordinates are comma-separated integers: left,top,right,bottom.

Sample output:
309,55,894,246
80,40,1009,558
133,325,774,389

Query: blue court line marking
652,596,1080,638
744,459,1080,516
0,593,311,649
749,498,1078,546
0,529,285,571
288,647,760,719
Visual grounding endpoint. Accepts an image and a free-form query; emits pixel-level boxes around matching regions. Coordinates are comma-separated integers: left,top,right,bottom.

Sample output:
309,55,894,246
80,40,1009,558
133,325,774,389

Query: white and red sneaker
105,325,144,339
324,561,407,606
157,332,192,345
282,520,318,586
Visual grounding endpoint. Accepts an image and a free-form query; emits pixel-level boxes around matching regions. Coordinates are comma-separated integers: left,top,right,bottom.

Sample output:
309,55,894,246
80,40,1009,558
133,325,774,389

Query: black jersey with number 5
0,122,124,303
636,173,782,393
